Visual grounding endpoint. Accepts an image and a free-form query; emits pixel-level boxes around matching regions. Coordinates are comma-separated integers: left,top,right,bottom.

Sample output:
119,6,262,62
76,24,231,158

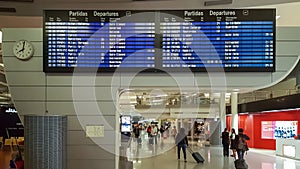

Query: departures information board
44,9,276,72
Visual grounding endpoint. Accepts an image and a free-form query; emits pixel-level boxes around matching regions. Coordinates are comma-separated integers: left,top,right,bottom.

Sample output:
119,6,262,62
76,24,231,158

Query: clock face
13,40,34,60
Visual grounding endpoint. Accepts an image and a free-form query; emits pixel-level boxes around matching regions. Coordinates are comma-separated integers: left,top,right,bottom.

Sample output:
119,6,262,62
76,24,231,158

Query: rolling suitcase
234,159,248,169
187,147,205,163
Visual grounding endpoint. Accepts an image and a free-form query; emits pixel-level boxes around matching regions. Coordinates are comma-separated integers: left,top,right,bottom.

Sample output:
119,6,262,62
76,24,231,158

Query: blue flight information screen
43,9,275,72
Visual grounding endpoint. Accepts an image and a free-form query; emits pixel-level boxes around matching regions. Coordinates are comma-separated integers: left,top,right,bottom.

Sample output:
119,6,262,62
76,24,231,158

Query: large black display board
44,9,275,72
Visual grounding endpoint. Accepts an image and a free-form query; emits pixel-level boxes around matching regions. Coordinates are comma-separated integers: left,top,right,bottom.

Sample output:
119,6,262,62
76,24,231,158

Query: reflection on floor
0,150,11,169
127,134,300,169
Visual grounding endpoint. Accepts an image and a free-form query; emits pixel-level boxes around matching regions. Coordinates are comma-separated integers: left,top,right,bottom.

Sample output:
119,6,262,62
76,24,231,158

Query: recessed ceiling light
225,93,231,97
204,0,233,6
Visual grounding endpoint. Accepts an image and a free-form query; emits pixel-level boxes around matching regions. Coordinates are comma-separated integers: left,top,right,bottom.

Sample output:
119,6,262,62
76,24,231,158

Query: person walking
230,128,237,159
151,124,158,145
133,125,141,144
146,125,152,137
221,128,230,157
171,126,177,139
9,153,17,169
175,128,188,162
235,128,250,159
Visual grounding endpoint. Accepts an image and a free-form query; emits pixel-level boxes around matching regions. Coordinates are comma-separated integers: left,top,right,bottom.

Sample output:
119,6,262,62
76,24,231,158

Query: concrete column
209,119,221,145
180,119,183,129
174,119,178,131
219,92,226,131
158,119,162,128
24,115,67,169
231,92,239,130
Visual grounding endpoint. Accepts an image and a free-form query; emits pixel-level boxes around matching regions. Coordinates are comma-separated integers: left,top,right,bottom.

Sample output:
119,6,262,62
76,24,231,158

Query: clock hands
18,41,26,53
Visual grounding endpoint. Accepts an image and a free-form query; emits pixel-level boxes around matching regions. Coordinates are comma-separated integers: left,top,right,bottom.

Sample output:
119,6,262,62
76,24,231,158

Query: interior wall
252,110,300,150
238,114,255,148
228,110,300,150
226,115,232,131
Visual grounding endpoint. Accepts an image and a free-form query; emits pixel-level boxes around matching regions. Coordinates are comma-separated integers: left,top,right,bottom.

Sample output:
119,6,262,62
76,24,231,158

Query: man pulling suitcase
187,146,205,163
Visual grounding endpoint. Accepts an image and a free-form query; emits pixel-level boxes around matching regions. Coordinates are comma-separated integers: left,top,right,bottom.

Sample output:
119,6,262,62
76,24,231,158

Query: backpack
237,135,249,151
147,127,151,134
237,136,246,150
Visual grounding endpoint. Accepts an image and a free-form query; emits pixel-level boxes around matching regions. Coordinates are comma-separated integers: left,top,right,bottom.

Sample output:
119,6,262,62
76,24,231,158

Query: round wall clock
13,40,34,60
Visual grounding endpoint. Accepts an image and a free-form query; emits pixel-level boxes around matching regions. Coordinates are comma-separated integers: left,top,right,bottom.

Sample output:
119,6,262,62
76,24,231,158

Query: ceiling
118,88,230,112
0,0,299,16
118,89,224,119
1,1,300,27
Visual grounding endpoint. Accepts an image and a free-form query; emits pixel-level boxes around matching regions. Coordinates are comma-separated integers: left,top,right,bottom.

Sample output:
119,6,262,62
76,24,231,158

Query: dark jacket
221,131,230,145
236,134,250,142
175,134,188,146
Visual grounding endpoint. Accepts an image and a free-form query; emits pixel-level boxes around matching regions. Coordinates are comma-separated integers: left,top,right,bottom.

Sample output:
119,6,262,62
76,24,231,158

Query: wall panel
3,57,43,72
120,73,195,87
67,145,115,160
47,75,120,87
276,42,300,55
47,87,117,101
67,159,115,169
276,56,299,71
9,87,45,101
6,72,45,86
2,28,42,41
68,130,116,145
68,115,116,131
13,101,46,115
277,27,300,40
47,101,117,116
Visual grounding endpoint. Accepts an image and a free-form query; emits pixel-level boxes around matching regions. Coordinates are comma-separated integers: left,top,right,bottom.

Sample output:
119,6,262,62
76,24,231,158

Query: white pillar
180,119,183,129
175,119,178,131
220,92,226,131
231,92,239,130
158,119,162,128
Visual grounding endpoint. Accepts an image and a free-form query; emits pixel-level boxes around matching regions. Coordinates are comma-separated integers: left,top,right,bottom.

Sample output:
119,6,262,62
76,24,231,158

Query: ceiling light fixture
0,7,16,13
204,0,233,6
225,93,231,98
233,89,240,92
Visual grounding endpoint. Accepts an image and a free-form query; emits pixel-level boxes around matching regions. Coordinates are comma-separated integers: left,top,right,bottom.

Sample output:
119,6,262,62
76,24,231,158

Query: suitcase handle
187,146,193,154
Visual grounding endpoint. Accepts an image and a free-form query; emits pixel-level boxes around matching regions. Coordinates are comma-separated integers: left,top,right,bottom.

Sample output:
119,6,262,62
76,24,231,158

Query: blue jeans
237,149,245,159
177,144,187,160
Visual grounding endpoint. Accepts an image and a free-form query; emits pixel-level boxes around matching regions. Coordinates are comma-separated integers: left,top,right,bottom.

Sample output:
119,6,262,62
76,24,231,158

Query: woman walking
175,128,189,162
230,128,237,159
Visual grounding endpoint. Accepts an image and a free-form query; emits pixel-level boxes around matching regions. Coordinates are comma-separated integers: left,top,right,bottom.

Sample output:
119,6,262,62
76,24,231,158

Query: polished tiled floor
127,134,300,169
